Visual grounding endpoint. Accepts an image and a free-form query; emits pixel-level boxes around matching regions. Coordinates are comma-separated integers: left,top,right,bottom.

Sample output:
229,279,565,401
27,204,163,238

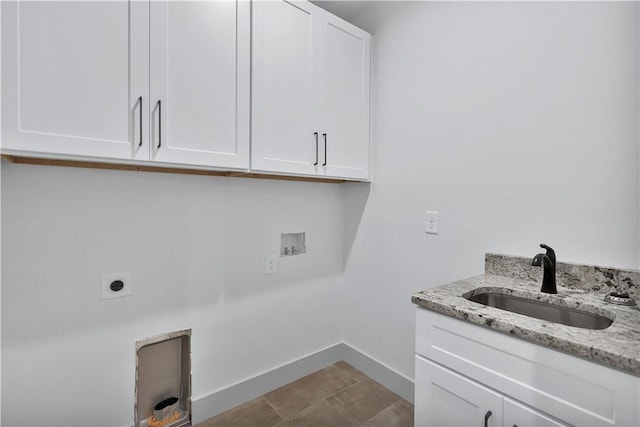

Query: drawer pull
484,410,492,427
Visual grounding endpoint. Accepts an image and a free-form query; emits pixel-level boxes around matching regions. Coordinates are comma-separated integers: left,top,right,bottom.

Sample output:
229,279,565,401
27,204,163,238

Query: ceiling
309,0,373,22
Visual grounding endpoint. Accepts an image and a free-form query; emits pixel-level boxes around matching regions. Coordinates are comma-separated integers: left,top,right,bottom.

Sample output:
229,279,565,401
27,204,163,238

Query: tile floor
195,361,414,427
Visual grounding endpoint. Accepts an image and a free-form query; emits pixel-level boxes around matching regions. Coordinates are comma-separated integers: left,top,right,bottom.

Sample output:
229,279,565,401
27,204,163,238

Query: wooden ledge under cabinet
1,155,351,184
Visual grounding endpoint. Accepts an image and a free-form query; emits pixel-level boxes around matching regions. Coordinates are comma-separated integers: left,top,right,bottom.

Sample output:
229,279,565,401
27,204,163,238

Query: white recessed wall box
281,232,306,256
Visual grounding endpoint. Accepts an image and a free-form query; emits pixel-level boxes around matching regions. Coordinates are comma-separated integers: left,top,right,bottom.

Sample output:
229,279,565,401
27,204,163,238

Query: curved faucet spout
532,244,557,294
531,253,545,267
539,243,556,268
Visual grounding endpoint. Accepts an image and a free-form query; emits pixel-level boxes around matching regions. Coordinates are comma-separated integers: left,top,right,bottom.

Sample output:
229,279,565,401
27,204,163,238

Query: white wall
344,1,639,380
2,2,639,425
1,160,345,426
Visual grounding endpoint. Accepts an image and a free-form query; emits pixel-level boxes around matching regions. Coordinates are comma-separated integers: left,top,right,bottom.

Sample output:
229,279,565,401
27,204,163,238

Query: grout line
323,396,358,426
258,396,285,427
263,394,287,422
360,400,399,425
323,366,403,426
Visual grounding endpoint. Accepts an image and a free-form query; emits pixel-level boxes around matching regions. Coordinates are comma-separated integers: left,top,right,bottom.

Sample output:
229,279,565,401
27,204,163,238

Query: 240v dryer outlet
101,272,132,299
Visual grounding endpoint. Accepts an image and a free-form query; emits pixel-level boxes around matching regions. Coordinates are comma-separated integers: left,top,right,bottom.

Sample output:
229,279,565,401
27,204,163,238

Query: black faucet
532,243,557,294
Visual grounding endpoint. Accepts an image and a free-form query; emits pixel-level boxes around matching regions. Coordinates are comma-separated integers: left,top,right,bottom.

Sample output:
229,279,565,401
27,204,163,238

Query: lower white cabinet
415,308,640,427
503,397,566,427
415,356,565,427
415,356,503,427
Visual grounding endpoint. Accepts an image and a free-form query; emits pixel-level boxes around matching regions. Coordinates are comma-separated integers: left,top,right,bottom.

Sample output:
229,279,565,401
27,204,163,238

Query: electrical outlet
101,272,132,300
425,211,439,234
265,255,278,274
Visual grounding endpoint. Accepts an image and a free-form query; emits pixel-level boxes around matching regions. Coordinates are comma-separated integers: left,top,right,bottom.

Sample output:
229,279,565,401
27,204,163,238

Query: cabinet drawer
416,308,640,426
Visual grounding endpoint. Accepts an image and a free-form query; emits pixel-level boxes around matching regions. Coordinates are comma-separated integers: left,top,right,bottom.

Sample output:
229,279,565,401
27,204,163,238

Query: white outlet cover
101,272,132,300
425,211,439,234
265,254,278,275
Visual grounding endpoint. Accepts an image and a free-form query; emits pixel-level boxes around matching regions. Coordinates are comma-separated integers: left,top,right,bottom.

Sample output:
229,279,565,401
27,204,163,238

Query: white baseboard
340,343,414,403
191,342,414,424
191,343,343,424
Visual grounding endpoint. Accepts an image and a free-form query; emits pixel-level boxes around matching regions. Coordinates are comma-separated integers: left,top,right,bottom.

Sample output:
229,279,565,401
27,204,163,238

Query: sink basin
466,292,613,330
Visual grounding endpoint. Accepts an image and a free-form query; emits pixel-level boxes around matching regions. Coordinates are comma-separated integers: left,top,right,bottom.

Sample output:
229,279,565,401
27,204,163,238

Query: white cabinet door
251,0,371,179
504,397,568,427
251,0,321,175
320,13,370,180
150,0,250,169
415,356,503,427
1,1,148,160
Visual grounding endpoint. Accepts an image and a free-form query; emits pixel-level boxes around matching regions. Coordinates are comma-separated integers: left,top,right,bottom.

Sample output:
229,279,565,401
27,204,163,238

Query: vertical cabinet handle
137,96,143,147
313,132,319,166
156,100,162,149
322,133,327,166
484,410,492,427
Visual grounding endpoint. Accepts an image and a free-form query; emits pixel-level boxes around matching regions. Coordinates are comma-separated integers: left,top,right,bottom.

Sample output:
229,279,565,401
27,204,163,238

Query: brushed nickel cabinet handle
137,96,143,147
314,132,319,166
156,100,162,149
322,133,327,166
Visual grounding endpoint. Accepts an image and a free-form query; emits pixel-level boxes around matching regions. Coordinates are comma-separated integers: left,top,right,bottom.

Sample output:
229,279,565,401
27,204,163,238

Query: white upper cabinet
252,0,371,180
251,0,321,176
2,0,367,180
149,1,250,169
1,1,250,170
1,1,147,160
320,13,371,180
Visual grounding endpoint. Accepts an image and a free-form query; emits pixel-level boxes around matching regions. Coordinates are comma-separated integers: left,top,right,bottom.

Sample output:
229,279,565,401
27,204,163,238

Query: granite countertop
412,254,640,376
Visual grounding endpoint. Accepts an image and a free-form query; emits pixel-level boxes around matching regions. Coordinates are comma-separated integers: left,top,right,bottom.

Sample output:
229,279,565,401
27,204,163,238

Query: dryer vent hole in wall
135,329,192,427
281,232,306,256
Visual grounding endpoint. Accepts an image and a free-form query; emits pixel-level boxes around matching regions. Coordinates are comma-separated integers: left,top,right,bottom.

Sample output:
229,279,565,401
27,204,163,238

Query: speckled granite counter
412,254,640,376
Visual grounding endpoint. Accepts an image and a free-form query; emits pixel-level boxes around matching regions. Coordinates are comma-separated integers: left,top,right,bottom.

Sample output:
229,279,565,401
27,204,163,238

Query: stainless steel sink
466,292,613,330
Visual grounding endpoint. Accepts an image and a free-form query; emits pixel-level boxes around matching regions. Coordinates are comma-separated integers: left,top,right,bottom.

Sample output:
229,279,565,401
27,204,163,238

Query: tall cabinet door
251,0,321,175
415,356,503,427
149,0,250,169
320,13,370,180
1,1,148,160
